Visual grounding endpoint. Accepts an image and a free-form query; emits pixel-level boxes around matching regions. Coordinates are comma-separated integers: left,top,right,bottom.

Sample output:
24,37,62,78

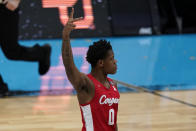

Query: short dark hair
86,39,112,68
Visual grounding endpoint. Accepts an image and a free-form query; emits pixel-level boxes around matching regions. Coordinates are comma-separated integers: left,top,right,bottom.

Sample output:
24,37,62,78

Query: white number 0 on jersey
108,108,115,125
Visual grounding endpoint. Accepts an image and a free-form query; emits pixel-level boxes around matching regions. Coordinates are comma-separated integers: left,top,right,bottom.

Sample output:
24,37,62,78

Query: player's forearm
62,34,77,75
62,35,73,65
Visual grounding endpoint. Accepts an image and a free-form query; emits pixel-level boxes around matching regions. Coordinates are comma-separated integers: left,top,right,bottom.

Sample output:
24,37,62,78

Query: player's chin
110,67,117,74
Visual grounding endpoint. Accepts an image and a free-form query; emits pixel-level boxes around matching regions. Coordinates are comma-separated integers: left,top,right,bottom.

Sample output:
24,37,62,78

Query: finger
69,24,76,27
66,23,76,28
69,25,76,31
67,21,73,25
73,17,83,22
68,19,74,23
72,24,76,28
70,7,74,19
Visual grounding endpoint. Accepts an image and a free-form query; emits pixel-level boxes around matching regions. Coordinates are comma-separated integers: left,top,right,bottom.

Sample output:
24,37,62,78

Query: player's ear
97,59,104,68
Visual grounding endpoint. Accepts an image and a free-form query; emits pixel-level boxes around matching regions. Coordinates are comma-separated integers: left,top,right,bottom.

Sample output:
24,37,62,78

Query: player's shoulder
78,72,94,88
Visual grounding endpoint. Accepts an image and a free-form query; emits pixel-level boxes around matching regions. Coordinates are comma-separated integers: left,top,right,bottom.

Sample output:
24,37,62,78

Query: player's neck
90,68,107,84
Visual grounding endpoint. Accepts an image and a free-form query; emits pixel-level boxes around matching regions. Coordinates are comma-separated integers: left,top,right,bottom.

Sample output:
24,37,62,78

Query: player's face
103,50,117,74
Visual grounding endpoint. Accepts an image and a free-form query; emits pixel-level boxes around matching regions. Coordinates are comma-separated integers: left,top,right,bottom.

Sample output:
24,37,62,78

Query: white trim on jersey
81,104,94,131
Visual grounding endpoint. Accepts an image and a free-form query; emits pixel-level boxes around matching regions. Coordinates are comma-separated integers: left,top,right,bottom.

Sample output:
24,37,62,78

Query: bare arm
62,34,80,87
62,8,90,92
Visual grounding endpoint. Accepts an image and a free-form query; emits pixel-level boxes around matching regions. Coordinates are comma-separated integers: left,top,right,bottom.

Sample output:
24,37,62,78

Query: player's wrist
62,33,70,40
63,29,71,36
63,31,70,36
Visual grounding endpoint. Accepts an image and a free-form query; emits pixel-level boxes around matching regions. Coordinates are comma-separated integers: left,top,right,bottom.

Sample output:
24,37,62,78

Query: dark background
108,0,153,36
18,0,111,39
18,0,196,40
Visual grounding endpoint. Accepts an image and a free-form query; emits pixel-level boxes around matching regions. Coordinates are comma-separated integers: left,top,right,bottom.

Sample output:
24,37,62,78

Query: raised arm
62,8,92,92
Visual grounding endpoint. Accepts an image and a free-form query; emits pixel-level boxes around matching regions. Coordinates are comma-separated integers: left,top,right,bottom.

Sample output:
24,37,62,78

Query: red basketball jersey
79,74,120,131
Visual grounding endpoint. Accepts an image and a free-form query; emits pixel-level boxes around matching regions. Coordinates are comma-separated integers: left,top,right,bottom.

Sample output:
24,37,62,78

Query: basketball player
0,0,51,95
62,8,120,131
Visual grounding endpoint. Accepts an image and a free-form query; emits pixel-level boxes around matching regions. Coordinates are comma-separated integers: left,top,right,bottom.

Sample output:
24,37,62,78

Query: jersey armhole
80,75,97,106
